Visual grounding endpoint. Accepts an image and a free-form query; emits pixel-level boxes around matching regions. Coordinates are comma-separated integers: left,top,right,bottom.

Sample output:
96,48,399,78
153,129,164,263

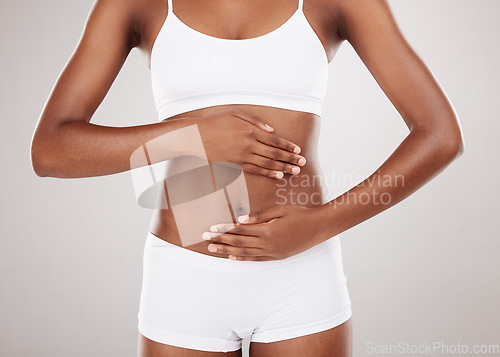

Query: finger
240,162,285,179
207,222,238,233
229,109,274,133
238,206,285,224
207,243,264,256
208,222,265,236
254,129,301,154
228,254,277,261
252,143,306,167
249,153,302,175
206,233,263,248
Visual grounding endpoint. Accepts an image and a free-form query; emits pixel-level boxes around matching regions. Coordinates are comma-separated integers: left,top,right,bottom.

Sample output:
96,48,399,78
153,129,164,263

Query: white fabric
137,231,352,352
150,0,329,120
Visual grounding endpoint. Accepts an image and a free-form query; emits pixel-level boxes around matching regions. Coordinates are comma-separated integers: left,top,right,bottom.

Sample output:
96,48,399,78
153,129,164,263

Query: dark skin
31,0,464,356
144,0,344,257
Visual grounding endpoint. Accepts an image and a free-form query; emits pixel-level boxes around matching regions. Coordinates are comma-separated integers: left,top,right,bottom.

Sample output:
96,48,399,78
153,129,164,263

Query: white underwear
137,230,352,352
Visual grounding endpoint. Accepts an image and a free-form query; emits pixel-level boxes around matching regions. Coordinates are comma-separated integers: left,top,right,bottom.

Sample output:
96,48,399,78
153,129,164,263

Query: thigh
249,318,352,357
138,333,243,357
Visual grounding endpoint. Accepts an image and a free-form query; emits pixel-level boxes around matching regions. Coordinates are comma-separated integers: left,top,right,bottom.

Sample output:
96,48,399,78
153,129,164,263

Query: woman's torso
136,0,344,258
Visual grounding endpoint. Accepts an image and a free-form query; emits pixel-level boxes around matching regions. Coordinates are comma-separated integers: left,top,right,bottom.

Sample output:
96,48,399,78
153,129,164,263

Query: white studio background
0,0,498,356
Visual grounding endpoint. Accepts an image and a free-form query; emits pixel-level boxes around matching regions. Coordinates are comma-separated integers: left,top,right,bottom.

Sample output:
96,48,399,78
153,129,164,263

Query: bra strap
298,0,304,12
167,0,173,14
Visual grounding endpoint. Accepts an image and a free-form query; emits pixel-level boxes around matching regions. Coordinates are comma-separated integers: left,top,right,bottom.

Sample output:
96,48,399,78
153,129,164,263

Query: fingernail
229,255,237,260
208,244,218,252
293,146,301,154
238,215,249,223
209,225,218,232
264,124,273,131
202,232,212,240
298,157,306,165
291,166,300,174
275,171,284,179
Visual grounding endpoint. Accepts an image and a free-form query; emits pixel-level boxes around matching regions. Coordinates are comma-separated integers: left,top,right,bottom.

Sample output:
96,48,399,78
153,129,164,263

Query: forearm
31,117,200,178
315,127,464,241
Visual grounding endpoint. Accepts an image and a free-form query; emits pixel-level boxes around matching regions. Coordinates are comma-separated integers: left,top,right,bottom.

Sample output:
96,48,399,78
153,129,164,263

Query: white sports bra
150,0,329,121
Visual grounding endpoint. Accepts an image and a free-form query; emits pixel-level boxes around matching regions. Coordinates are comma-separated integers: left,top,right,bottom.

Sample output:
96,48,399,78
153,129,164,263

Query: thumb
237,206,284,224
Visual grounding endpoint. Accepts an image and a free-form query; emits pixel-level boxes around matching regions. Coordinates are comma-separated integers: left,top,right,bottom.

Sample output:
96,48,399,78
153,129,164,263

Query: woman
30,0,464,355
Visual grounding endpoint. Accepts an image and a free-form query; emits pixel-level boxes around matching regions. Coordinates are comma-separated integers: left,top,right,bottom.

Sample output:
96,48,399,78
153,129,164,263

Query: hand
195,109,306,179
201,204,327,261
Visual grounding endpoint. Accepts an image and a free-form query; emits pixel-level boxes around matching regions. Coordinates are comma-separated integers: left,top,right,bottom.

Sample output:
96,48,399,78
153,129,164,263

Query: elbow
30,136,54,178
444,123,465,160
451,134,465,159
414,110,465,162
434,123,465,163
30,144,49,177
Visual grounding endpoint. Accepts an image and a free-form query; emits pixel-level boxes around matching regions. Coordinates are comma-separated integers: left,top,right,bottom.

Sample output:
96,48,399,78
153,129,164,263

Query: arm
30,0,184,178
314,0,465,241
30,0,303,179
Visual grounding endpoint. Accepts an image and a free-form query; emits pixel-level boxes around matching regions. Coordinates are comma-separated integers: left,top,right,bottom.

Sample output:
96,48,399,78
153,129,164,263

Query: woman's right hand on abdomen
196,109,306,179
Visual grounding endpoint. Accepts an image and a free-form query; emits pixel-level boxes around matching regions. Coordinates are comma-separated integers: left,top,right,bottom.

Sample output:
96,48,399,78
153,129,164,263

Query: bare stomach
148,104,328,258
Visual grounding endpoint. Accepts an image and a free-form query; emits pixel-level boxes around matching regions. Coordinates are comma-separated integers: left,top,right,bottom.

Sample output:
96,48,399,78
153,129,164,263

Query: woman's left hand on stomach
202,204,327,261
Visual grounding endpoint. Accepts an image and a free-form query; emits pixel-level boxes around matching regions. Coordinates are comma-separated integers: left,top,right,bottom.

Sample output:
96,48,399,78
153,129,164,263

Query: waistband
145,230,341,273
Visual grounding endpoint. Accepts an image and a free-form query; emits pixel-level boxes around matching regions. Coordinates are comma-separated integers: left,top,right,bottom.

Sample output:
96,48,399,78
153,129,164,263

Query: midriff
148,103,328,258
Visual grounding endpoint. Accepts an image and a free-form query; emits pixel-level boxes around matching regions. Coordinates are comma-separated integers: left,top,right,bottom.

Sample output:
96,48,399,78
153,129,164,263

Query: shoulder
86,0,154,49
335,0,400,41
